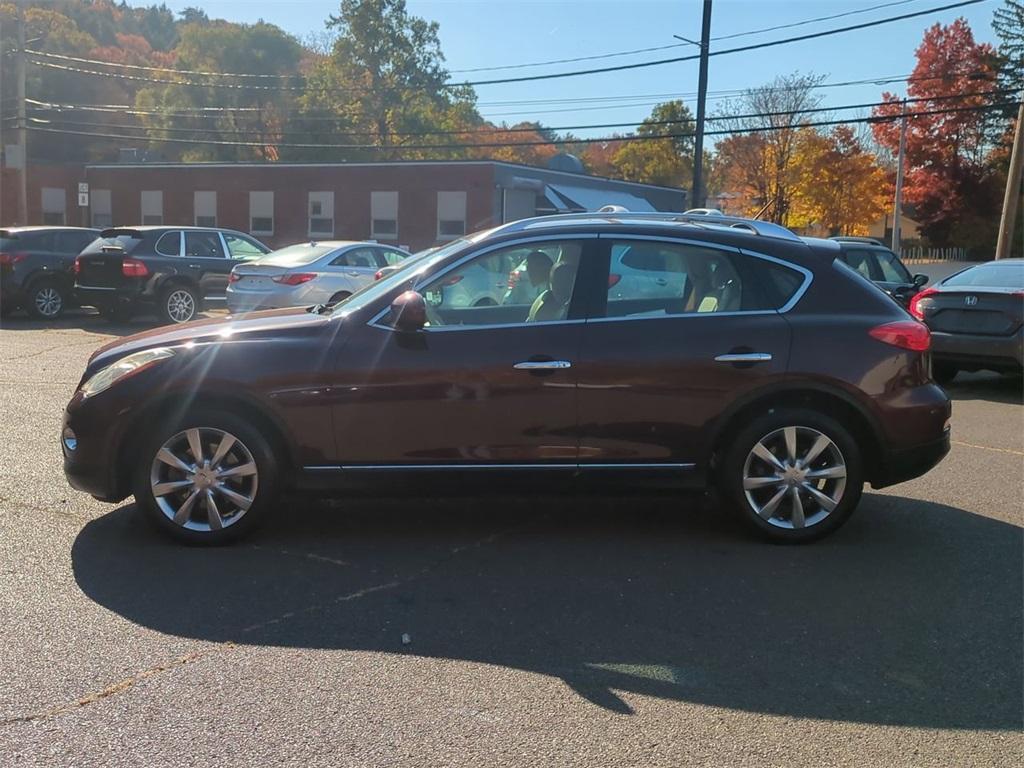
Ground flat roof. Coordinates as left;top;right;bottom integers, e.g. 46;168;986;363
83;159;684;194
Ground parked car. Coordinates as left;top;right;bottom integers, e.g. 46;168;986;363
227;241;409;313
0;226;100;319
74;227;270;325
909;259;1023;383
828;237;928;307
62;211;950;545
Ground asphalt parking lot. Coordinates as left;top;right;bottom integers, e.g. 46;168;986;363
1;309;1021;767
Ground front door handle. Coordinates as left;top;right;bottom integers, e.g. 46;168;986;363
188;263;202;269
714;352;772;363
514;360;572;370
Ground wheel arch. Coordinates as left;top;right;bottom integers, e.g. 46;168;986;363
707;381;885;483
113;388;299;499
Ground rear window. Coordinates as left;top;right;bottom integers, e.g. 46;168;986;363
260;244;338;267
943;263;1024;289
82;234;141;254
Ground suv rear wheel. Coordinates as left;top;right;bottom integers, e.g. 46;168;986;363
26;278;67;319
719;408;863;543
133;409;279;544
161;284;199;324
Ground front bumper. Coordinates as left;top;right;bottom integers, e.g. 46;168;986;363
872;427;951;489
62;392;131;502
931;328;1023;371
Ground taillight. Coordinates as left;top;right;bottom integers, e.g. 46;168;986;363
228;272;241;283
0;252;27;266
869;320;931;352
73;256;81;274
507;270;521;290
608;273;622;288
440;274;464;287
374;269;384;281
272;272;316;286
122;258;149;278
908;286;937;321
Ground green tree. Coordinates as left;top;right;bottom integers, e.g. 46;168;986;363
611;100;695;187
295;0;477;161
992;1;1023;98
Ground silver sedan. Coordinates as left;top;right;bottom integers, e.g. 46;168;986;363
226;241;409;313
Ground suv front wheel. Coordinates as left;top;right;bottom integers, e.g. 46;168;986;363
719;408;863;543
133;410;279;544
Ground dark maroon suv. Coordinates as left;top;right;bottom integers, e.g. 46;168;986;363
62;212;951;544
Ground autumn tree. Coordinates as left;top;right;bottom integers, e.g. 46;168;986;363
611;100;695;187
788;126;891;235
870;19;1003;248
713;73;824;223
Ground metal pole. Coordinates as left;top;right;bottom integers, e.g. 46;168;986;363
15;0;28;225
691;0;712;210
891;99;907;253
995;98;1023;260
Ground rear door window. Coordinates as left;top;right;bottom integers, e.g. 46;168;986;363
155;231;182;257
185;231;226;258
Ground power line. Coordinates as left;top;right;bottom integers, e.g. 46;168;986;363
21;102;1015;152
11;90;1010;139
24;0;987;92
712;0;922;41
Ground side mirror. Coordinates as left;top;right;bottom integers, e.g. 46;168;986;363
389;290;427;332
913;274;929;288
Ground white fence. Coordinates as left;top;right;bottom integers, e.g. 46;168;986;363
900;246;970;263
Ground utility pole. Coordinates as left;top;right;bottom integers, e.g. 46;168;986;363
994;98;1023;260
15;0;28;225
891;99;907;254
691;0;712;210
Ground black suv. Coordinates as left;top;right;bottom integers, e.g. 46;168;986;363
827;237;928;307
75;227;270;324
1;226;100;319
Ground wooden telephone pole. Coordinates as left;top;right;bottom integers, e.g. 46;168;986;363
994;98;1023;260
15;0;28;225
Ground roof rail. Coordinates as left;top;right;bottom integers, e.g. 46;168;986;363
497;210;802;242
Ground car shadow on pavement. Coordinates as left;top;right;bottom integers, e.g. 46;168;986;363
943;371;1023;406
0;309;226;336
71;492;1022;729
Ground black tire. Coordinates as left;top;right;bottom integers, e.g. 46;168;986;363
718;407;864;544
160;283;200;324
932;361;958;385
327;290;352;305
132;409;280;545
97;301;134;323
25;278;67;320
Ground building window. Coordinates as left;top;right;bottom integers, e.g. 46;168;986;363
437;191;466;240
91;189;112;228
41;187;66;225
141;190;163;225
371;191;398;240
249;191;274;235
308;191;334;237
194;190;217;227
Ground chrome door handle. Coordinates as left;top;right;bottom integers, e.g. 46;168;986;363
514;360;572;370
188;263;202;268
714;352;772;363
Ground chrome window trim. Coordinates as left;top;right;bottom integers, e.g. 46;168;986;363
596;232;813;316
367;233;598;333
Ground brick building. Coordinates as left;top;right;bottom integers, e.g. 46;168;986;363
1;160;685;252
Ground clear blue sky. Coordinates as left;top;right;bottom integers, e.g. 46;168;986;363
135;0;1001;138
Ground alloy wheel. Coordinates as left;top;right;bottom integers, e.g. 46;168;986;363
742;426;847;530
34;286;63;317
166;290;196;323
149;427;258;532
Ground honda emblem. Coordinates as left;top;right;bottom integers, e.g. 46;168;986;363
964;295;978;306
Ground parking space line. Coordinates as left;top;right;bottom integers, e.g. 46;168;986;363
951;439;1024;457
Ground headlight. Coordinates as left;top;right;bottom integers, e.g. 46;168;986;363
81;347;175;398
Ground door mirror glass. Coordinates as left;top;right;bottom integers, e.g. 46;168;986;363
913;273;929;288
390;290;427;332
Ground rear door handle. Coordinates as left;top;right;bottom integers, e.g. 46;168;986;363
188;263;202;269
514;360;572;370
714;352;773;363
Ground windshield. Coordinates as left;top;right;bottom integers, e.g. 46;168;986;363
330;235;480;316
944;263;1024;289
259;243;340;267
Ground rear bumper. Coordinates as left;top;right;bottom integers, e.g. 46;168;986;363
872;427;951;489
931;329;1023;371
